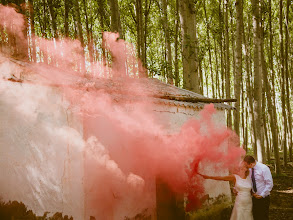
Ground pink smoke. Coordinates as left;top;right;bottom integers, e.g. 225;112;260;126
0;5;25;39
0;4;245;218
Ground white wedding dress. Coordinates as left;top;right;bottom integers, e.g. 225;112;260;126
230;174;253;220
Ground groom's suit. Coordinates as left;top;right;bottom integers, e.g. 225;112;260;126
250;162;273;220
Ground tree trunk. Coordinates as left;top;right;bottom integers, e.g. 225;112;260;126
174;0;179;87
267;0;281;173
28;0;37;62
214;38;220;98
179;0;200;93
73;0;86;72
98;0;106;66
161;0;173;84
83;0;94;63
268;0;279;151
199;59;204;94
143;0;152;75
219;0;225;99
285;0;292;162
262;81;270;163
136;0;146;77
224;0;231;128
136;0;142;60
204;60;209;97
108;0;123;38
259;0;267;163
73;0;84;47
64;0;69;37
279;0;287;166
47;0;58;39
264;63;281;173
204;0;214;97
243;11;256;157
252;0;264;162
234;0;243;136
42;0;48;63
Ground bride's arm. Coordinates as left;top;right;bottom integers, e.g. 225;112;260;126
199;174;236;182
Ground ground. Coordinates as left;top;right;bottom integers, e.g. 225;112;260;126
270;163;293;220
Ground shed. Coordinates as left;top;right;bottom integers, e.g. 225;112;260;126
0;54;234;219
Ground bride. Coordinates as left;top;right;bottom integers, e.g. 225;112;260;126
200;163;253;220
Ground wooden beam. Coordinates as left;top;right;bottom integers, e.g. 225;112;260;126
153;95;237;103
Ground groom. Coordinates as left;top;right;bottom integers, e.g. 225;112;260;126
243;155;273;220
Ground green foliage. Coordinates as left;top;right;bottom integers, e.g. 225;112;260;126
124;208;151;220
187;194;232;220
0;200;73;220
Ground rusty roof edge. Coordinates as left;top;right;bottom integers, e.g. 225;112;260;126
148;78;235;108
151;98;235;111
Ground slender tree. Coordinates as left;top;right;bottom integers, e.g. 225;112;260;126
108;0;123;38
28;0;36;62
234;0;243;136
285;0;292;162
174;0;180;87
136;0;145;76
268;0;280;167
279;0;288;166
47;0;58;39
64;0;69;37
224;0;232;128
219;0;225;99
262;54;280;173
83;0;94;63
73;0;84;47
161;0;173;84
252;0;264;162
73;0;86;72
179;0;200;93
97;0;107;65
204;0;214;97
143;0;152;73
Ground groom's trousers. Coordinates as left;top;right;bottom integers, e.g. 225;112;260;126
252;196;270;220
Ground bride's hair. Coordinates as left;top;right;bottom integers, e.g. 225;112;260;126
239;161;249;177
244;169;249;177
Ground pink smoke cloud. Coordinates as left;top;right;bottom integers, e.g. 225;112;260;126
0;5;25;39
0;4;245;218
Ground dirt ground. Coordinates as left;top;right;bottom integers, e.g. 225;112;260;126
270;163;293;220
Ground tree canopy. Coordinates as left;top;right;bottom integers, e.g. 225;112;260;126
0;0;293;174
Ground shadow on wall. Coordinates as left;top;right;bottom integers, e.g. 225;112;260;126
0;200;73;220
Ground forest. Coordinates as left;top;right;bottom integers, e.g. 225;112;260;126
0;0;292;177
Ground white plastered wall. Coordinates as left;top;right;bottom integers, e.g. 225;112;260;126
0;80;85;219
152;103;232;201
0;58;231;220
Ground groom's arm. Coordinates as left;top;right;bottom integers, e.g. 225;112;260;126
259;166;273;198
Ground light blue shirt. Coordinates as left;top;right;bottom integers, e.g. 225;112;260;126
249;162;273;198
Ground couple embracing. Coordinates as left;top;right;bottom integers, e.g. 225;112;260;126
201;155;273;220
